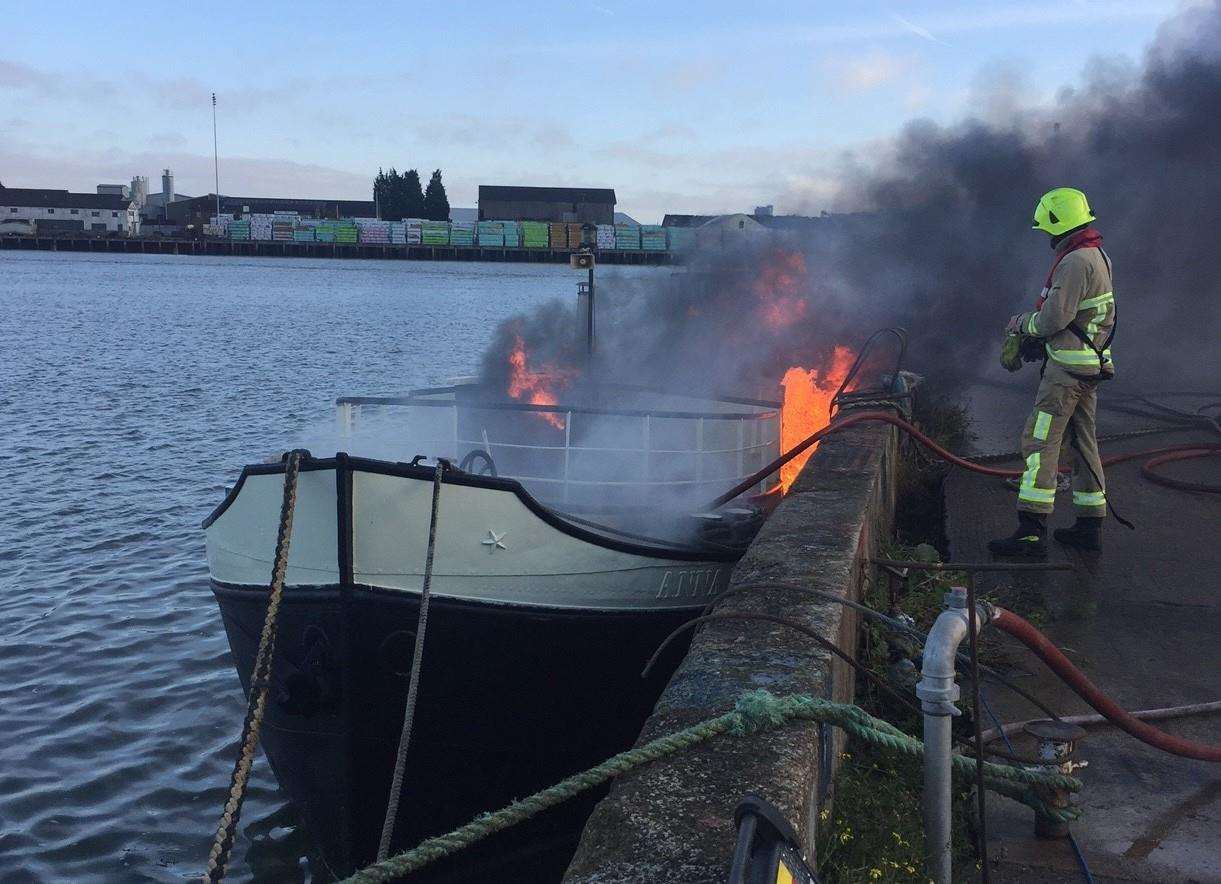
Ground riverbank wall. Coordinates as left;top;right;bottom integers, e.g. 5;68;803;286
0;235;676;265
563;405;901;882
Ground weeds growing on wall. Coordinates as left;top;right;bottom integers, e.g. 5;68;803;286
817;400;981;882
893;395;973;555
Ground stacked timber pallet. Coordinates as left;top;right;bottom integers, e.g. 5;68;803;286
272;211;299;242
596;224;615;249
228;219;251;240
477;220;505;247
293;227;315;242
314;223;336;243
548;223;568;249
357;219;391;244
248;214;274;240
421;221;449;245
567;223;585;249
614;223;641;250
450;221;475;246
521;221;549;248
641;225;666;251
405;219;423;245
667;227;695;252
335;220;359;244
390;222;407;244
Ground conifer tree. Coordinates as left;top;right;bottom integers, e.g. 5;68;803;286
422;169;450;221
372;168;388;218
403;169;426;219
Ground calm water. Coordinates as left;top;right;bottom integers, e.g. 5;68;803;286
0;251;661;882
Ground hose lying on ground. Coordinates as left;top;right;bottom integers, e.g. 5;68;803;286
708;410;1221;509
990;607;1221;763
979;700;1221;746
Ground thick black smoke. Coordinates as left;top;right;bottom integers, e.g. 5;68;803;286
482;2;1221;399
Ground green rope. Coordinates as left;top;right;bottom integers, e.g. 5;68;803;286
340;690;1082;883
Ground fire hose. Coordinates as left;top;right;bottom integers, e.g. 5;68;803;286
708;409;1221;509
987;607;1221;763
706;411;1221;763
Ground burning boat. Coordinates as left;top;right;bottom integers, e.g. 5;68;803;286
204;379;789;877
202;246;869;877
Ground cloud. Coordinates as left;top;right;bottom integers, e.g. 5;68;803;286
0;58;118;101
0;138;371;201
147;132;189;149
410;114;576;150
830;49;921;93
0;58;301;114
670;58;723;92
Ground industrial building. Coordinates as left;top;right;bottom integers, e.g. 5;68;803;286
0;187;139;234
167;194;377;229
139;170;192;224
478;186;615;224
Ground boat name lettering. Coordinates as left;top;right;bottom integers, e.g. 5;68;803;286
656;568;721;600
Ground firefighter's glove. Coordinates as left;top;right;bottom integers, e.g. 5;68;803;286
1000;333;1023;373
1019;335;1046;363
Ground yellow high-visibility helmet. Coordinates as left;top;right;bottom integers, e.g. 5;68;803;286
1032;187;1095;236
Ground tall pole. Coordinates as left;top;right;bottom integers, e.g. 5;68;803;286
587;262;595;357
212;93;221;224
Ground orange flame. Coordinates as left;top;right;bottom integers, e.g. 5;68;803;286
779;346;855;493
507;333;575;429
752;250;809;330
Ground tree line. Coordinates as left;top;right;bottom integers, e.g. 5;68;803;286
373;168;450;221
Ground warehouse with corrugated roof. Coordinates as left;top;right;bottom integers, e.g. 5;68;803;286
478;186;615;224
0;187;139;234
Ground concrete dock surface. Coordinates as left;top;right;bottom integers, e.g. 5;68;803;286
946;379;1220;883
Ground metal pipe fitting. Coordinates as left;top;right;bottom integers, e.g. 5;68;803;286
916;588;991;884
1024;719;1087;839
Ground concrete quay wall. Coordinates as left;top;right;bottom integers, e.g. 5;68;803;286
0;235;675;265
564;410;900;883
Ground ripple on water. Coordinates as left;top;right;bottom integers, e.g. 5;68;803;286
0;252;663;881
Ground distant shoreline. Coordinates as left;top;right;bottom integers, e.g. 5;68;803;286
0;235;677;265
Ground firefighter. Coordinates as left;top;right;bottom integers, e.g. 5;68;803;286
989;187;1116;557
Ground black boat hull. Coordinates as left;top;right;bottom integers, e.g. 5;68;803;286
212;581;696;881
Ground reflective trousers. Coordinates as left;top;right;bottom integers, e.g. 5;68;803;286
1017;369;1107;518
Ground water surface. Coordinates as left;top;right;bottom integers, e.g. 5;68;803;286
0;251;659;881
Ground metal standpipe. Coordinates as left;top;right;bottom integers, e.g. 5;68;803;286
915;586;988;884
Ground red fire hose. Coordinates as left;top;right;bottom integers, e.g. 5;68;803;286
708;411;1221;762
709;410;1220;508
990;607;1221;762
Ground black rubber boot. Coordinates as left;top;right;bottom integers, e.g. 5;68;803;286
1054;517;1103;551
988;513;1048;559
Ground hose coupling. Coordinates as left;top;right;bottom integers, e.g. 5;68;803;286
916;676;962;716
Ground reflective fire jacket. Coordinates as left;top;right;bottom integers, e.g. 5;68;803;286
1017;245;1115;378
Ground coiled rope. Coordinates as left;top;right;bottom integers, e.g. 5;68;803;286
376;460;445;860
204;449;304;882
338;690;1082;884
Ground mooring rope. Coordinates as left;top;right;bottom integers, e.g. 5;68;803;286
338;689;1082;884
376;460;445;861
204;450;304;882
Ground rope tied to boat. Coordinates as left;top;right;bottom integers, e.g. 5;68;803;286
204;449;305;883
339;689;1082;884
376;459;445;860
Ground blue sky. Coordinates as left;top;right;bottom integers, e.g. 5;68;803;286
1;1;1181;221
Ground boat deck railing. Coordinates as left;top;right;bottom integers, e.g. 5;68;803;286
335;394;781;505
